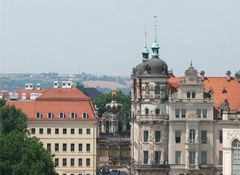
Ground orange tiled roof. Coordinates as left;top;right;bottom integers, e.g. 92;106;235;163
36;87;89;100
7;87;96;121
168;77;240;111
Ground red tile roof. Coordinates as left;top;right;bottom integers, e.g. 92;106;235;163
7;87;96;121
168;77;240;111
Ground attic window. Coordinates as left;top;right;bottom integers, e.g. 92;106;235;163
48;112;52;119
82;112;88;119
222;87;227;93
59;112;65;119
71;112;76;119
36;112;41;119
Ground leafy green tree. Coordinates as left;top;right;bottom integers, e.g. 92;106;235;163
0;105;56;175
0;99;6;107
93;90;131;119
0;132;56;175
0;105;27;134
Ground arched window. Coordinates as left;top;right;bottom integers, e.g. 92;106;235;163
145;108;149;115
189;129;195;143
155;85;160;94
232;139;240;175
105;121;110;134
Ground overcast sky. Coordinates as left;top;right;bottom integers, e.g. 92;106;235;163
1;0;240;76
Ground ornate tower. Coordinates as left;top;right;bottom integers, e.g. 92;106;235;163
131;17;170;175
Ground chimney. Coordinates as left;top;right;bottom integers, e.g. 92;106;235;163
66;81;73;88
53;81;59;88
25;83;33;90
235;71;240;83
62;81;67;88
200;70;205;80
226;70;231;81
36;83;41;90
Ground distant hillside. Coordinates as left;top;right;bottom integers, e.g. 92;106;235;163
0;73;130;94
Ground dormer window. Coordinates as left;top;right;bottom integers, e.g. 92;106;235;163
59;112;65;119
48;112;52;119
36;112;41;119
82;112;88;119
187;91;196;99
70;112;76;119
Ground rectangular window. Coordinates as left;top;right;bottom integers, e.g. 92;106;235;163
63;128;67;134
47;128;51;134
155;131;161;142
192;92;196;98
187;92;191;98
48;112;52;119
219;151;223;165
86;158;90;167
202;109;207;118
59;112;64;119
189;151;196;164
71;128;75;134
86;128;91;135
39;128;43;134
201;151;207;164
71;143;75;152
36;112;41;119
47;143;51;152
62;158;67;166
181;109;186;118
143;131;148;142
31;128;35;134
175;130;181;143
201;130;207;144
197;109;202;118
82;112;88;119
71;112;76;119
154;151;161;164
175;151;181;164
143;151;148;164
86;144;91;152
175;108;180;118
79;128;83;134
78;143;83;152
55;143;59;152
55;158;59;167
55;128;59;134
78;158;82;166
70;158;74;166
219;130;223;143
63;143;67;152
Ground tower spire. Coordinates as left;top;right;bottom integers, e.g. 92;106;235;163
154;16;157;42
151;16;160;58
142;25;149;61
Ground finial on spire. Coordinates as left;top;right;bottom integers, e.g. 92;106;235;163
190;60;193;67
144;25;147;48
154;16;157;42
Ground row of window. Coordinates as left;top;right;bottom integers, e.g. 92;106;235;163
31;128;91;135
143;130;161;142
35;112;88;119
55;158;91;167
143;130;223;144
175;108;208;118
47;143;91;152
143;150;223;165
